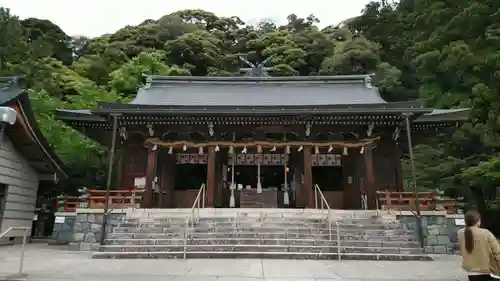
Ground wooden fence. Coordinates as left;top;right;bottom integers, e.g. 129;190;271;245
57;189;143;212
376;191;459;214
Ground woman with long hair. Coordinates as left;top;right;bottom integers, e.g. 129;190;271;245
459;211;500;280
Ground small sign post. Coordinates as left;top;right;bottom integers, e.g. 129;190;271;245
134;177;146;189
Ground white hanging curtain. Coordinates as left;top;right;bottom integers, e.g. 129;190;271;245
257;145;262;194
283;134;289;206
229;132;236;208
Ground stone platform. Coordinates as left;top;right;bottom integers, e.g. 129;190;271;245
51;208;463;256
93;208;430;260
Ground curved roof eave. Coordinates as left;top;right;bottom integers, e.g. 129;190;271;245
415;108;470;123
55;108;107;122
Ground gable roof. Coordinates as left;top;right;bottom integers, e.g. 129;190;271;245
130;75;387;106
0;76;67;181
53;74;469;127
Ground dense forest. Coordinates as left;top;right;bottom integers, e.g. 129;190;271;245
0;1;499;211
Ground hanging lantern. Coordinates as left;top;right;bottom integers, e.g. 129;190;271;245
257;145;262;153
242;146;247;154
215;145;220;152
168;146;173;154
315;146;319;154
328;145;333;153
298;145;303;152
182;144;187;151
343;146;348;155
285;145;291;154
360;146;365;154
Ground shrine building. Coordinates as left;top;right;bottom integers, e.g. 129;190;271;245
55;73;468;210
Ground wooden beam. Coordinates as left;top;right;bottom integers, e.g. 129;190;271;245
39;173;57;182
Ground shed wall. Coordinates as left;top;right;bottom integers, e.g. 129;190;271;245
0;137;39;237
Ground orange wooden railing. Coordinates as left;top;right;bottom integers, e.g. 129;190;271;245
88;189;143;209
376;191;459;214
437;198;460;214
56;196;88;212
56;189;143;211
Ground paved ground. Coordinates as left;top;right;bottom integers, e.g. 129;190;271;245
0;244;468;281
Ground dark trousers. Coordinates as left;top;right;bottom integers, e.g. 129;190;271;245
469;275;497;281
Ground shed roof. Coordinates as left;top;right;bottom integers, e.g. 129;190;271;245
0;77;67;180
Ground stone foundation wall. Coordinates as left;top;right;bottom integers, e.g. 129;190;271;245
397;212;464;254
51;209;127;251
50;212;76;245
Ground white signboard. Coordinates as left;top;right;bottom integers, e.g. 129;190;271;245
54;216;65;224
455;218;465;226
134;177;146;189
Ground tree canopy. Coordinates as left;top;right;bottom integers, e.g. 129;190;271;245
0;4;498;210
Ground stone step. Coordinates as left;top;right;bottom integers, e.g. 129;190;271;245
92;251;432;261
112;226;414;236
128;208;374;215
98;244;423;255
124;215;391;223
109;231;416;241
197;225;408;234
126;213;384;221
122;220;404;230
104;238;421;248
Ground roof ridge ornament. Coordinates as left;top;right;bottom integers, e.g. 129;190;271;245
364;75;373;89
144;75;153;89
239;56;273;77
1;76;23;90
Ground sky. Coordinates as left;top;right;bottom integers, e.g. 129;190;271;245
1;0;371;37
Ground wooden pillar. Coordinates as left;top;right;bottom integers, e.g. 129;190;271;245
167;154;176;208
363;145;377;209
143;147;158;208
303;147;313;208
206;146;216;207
342;149;361;209
159;152;176;208
115;149;124;189
394;146;404;192
214;149;226;207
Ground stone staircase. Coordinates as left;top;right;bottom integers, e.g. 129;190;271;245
92;208;432;260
